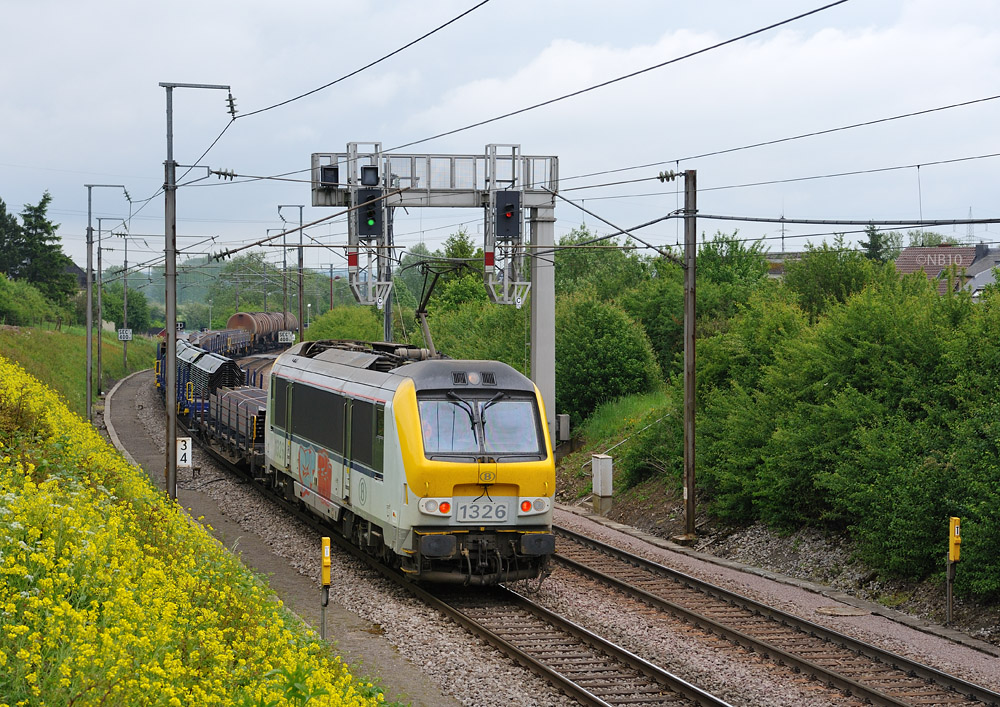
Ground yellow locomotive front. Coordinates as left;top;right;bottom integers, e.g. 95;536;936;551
392;361;555;584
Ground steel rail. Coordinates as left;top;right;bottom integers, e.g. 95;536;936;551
554;524;1000;707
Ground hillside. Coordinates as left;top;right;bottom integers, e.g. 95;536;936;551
0;325;158;417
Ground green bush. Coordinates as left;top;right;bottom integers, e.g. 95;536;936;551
305;305;383;342
424;298;530;371
555;291;662;425
0;277;60;326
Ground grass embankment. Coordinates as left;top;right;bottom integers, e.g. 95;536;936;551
557;390;676;500
0;325;158;418
0;352;387;706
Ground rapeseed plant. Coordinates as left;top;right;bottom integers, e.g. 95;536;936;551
0;356;384;706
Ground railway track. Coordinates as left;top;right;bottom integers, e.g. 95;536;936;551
184;429;733;705
424;585;734;707
553;525;1000;707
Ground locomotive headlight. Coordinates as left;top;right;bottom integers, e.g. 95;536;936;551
518;497;550;516
419;498;453;516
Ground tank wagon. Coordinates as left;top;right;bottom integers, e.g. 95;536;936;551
263;340;556;584
227;311;298;350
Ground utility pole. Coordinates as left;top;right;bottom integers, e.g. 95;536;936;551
160;81;231;502
84;184;126;423
116;232;131;370
267;228;287;330
95;217;117;397
278;205;304;341
682;170;698;541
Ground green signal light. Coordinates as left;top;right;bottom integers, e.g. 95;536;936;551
367;216;376;227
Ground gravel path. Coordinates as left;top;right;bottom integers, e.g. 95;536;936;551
107;376;1000;706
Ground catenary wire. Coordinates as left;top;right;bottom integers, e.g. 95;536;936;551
235;1;492;120
385;0;850;152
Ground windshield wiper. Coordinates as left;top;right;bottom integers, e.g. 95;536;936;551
479;392;507;424
446;391;476;431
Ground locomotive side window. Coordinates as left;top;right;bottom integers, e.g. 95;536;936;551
482;400;542;454
290;384;345;454
272;375;287;431
350;400;374;467
328;393;345;455
373;404;385;472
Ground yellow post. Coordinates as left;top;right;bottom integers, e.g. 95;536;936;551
321;537;331;640
946;517;960;625
322;536;331;586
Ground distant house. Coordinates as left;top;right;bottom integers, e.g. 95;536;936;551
894;244;988;295
66;261;87;290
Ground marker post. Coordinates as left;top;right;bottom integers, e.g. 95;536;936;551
321;537;331;640
946;517;961;625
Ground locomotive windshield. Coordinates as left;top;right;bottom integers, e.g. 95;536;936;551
418;395;542;458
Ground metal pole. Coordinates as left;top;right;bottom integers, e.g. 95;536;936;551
85;188;94;422
329;264;333;311
278;205;305;340
298;209;304;341
683;170;698;539
83;184;126;422
529;204;556;447
283;231;288;329
123;237;128;370
163;84;178;500
383;204;394;341
946;558;954;625
158;80;230;501
96;218;111;396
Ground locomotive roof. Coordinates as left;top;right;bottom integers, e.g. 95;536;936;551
273;340;536;396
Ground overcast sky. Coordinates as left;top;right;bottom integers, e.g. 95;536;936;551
3;0;999;280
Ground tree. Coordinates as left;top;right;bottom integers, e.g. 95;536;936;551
100;281;152;333
397;242;432;304
0;198;25;276
306;304;382;342
858;225;903;263
783;235;878;323
0;193;76;305
554;226;651;302
907;229;959;247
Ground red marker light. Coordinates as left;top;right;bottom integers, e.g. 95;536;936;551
520;500;532;512
438;501;451;514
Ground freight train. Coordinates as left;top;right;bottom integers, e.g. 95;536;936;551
154;311;298;415
156;322;556;585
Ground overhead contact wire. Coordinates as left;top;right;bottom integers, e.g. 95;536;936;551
387;0;851;152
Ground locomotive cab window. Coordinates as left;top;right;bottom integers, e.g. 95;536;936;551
481;399;542;455
418;394;544;461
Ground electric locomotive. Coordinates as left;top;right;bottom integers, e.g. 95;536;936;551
265;339;556;585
